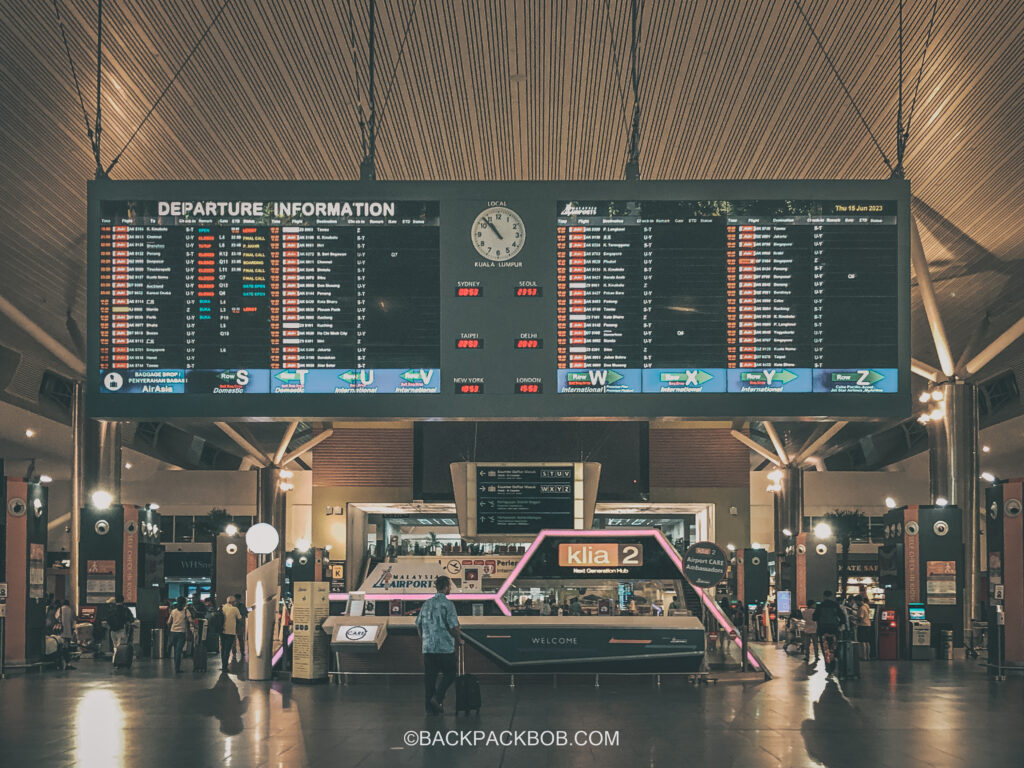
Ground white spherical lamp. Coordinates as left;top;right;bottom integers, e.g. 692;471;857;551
246;523;280;554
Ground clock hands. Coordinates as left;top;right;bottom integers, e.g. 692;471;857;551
483;217;504;240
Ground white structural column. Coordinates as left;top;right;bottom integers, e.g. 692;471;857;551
910;216;956;377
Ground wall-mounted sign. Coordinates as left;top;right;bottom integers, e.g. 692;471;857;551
85;560;117;604
682;542;729;589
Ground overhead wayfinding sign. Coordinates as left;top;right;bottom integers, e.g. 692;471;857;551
88;179;910;418
474;464;576;534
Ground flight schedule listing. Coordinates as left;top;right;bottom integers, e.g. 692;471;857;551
555;200;899;395
97;200;440;395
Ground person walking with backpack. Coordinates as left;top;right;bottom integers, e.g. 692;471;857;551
415;575;463;714
813;590;848;676
107;594;133;660
167;597;190;673
219;597;242;673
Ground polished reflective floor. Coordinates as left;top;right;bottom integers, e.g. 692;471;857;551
1;646;1022;767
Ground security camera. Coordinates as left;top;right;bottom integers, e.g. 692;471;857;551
933;520;949;536
905;521;919;536
1006;499;1022;518
95;519;110;535
815;543;828;556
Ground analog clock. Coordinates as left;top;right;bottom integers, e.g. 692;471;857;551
471;206;525;261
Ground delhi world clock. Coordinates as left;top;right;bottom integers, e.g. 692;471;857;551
471;205;525;261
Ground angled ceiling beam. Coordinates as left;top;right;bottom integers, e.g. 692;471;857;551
214;422;267;468
281;429;335;467
911;215;955;377
272;420;300;466
0;294;86;376
964;316;1024;376
730;429;781;467
794;421;847;466
762;422;789;464
911;358;941;382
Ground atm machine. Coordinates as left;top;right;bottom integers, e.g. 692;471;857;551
909;603;933;660
877;608;900;660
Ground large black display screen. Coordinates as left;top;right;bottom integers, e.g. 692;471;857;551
88;180;910;418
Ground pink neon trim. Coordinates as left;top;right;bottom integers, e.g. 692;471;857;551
271;631;295;666
648;529;762;671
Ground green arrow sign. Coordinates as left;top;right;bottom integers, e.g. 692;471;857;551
740;369;797;385
831;370;885;385
661;370;714;386
339;370;358;383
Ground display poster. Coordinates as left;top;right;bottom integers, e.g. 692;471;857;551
926;560;957;605
291;582;330;681
29;542;45;599
86;559;117;604
329;562;346;594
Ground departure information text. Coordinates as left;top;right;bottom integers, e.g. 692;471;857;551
97;200;440;395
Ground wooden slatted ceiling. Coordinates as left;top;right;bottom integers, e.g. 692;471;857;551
311;426;413;487
650;428;750;488
1;0;1023;378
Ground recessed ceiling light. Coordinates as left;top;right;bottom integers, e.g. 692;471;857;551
982;445;990;453
124;462;132;469
25;428;35;438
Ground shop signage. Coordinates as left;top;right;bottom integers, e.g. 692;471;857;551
365;562;443;593
557;542;642;574
164;552;213;579
682;542;729;589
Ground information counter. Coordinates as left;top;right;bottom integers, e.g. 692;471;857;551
325;614;706;674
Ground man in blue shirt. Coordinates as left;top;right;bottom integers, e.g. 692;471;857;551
415;575;463;714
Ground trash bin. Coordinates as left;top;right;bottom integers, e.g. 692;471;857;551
151;628;167;658
940;629;953;659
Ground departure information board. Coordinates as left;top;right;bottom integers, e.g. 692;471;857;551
554;200;898;394
89;180;910;418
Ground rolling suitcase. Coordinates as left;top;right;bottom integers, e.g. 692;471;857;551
837;637;860;679
454;645;481;715
113;642;134;669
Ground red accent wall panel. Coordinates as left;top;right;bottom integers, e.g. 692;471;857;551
650;429;750;487
905;506;920;604
123;505;139;603
312;428;413;487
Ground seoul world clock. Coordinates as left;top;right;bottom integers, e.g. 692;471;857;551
471;206;525;261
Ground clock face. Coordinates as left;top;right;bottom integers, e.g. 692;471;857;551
471;206;525;261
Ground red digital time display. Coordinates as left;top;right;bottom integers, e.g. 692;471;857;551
456;338;483;349
456;286;482;297
456;383;484;394
514;338;543;349
515;382;543;394
515;286;542;297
